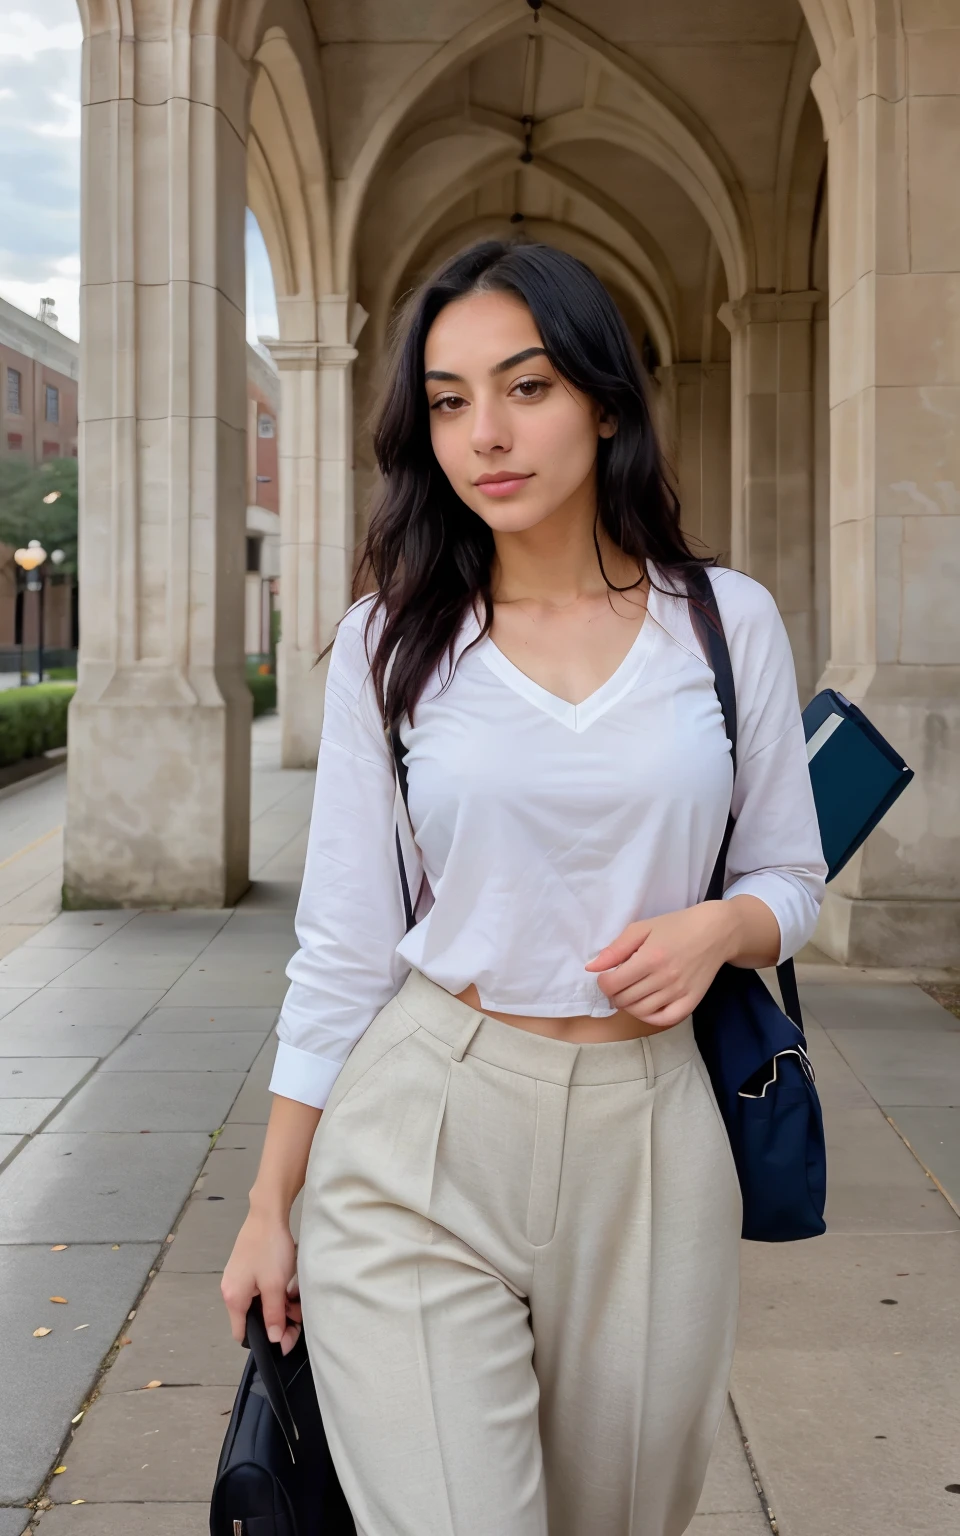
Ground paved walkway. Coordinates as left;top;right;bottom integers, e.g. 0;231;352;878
0;716;958;1534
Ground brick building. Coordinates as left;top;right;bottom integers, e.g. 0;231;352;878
0;294;280;675
0;296;79;672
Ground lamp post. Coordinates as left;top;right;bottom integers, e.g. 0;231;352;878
12;542;65;684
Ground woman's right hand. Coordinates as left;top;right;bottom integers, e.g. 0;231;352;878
221;1209;302;1356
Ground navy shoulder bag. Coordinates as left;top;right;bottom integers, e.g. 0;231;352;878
687;565;827;1243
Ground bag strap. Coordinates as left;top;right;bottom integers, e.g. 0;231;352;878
686;564;803;1030
242;1296;299;1463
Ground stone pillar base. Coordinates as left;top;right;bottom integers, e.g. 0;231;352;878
816;892;960;970
810;663;960;969
278;645;330;769
63;688;251;909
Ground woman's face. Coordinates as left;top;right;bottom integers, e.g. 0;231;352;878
423;289;615;534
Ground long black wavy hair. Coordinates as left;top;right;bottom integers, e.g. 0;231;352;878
358;239;708;725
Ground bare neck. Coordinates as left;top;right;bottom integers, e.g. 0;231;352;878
491;487;642;610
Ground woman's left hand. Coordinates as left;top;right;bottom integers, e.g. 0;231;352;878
585;902;740;1029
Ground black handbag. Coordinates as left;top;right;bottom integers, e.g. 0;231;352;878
686;565;827;1241
210;1297;353;1536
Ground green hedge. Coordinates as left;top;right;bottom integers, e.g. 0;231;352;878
247;673;277;717
0;672;278;769
0;684;76;768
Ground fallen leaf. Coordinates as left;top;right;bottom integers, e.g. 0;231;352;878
143;1380;162;1390
71;1412;84;1423
71;1499;86;1504
119;1336;132;1346
51;1244;67;1252
111;1244;120;1251
50;1296;68;1304
74;1325;89;1332
33;1327;52;1337
894;1351;902;1356
165;1234;174;1243
53;1466;67;1475
127;1310;136;1321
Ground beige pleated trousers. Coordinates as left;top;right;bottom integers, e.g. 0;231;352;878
299;971;742;1536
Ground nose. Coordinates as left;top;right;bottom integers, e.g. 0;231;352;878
470;390;511;456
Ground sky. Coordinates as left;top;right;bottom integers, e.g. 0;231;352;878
0;1;278;345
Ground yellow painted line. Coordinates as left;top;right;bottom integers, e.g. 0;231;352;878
0;825;62;873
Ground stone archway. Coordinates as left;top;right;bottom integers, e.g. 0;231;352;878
69;0;960;964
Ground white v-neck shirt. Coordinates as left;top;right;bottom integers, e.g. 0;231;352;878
270;564;827;1110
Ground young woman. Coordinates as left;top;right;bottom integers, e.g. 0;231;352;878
222;240;826;1536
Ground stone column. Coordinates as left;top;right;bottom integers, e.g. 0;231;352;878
811;12;960;965
64;15;252;907
658;362;732;560
720;292;820;699
268;297;366;769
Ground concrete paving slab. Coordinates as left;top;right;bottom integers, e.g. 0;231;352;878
733;1232;960;1536
0;1099;59;1133
802;1020;877;1111
0;1512;30;1536
45;953;202;990
886;1106;960;1207
161;969;289;1008
0;1132;211;1243
221;910;296;935
695;1401;764;1516
46;1072;245;1134
0;949;88;988
24;912;138;950
50;1386;235;1504
137;1005;279;1033
822;1105;957;1233
689;1517;771;1533
234;880;299;913
110;912;232;939
223;1036;276;1124
829;1029;960;1107
193;1140;266;1201
0;988;165;1032
102;1031;267;1074
0;990;37;1022
161;1191;251;1274
102;1271;245;1393
41;1505;209;1535
0;1057;97;1098
800;982;957;1032
0;1025;130;1058
0;1242;158;1503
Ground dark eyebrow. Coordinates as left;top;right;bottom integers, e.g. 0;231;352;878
424;347;550;385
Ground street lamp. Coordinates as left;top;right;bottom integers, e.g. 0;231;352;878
12;541;65;684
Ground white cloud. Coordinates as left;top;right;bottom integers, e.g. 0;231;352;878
0;10;82;60
31;87;80;138
246;209;279;345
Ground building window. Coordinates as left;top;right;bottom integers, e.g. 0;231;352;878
7;432;22;450
45;384;59;423
6;368;21;415
42;440;59;459
257;414;275;438
246;536;262;573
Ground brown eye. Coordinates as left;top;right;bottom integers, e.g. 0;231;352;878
430;393;466;413
512;378;549;400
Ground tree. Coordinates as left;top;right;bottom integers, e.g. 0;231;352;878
0;457;78;575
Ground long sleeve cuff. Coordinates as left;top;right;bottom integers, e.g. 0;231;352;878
722;874;809;966
268;1040;345;1110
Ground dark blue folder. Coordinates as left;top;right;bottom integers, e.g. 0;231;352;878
801;689;914;883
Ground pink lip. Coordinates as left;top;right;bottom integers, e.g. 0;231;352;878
474;473;533;497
